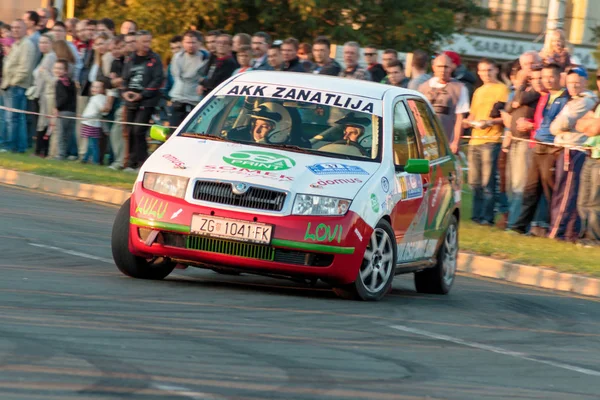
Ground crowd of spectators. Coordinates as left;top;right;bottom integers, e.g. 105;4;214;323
0;11;598;246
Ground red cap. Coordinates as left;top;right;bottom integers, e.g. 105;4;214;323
443;51;461;67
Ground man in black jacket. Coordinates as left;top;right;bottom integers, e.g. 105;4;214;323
281;38;305;73
121;30;164;170
198;33;237;96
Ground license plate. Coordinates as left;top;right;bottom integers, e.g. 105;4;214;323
190;215;273;245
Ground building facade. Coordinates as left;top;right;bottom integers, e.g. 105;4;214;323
1;0;42;23
444;0;599;69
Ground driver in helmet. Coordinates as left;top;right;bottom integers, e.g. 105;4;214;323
336;113;370;144
249;103;292;144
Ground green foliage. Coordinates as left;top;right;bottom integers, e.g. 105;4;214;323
78;0;490;61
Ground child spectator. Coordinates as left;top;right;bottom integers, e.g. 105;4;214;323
53;59;76;160
233;45;252;75
81;81;107;164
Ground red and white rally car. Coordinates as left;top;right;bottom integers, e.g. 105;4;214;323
111;71;462;301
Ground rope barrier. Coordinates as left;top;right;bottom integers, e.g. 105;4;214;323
460;135;593;152
0;105;176;129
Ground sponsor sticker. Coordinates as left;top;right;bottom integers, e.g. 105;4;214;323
170;208;183;220
370;194;379;213
304;222;343;243
223;151;296;171
307;163;369;176
136;196;168;219
381;177;389;193
162;154;187;169
218;84;382;116
203;165;294;181
405;174;424;200
312;178;362;186
397;239;437;262
354;228;363;242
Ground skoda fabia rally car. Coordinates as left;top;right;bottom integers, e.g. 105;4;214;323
111;71;462;301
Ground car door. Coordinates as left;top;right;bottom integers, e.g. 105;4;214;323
406;98;457;245
390;99;430;264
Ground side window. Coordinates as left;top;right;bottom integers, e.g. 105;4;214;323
393;101;420;166
426;106;449;157
407;99;440;161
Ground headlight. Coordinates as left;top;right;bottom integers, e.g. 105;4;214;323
292;194;351;216
143;173;189;199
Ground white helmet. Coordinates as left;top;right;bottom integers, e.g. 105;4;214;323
249;102;292;144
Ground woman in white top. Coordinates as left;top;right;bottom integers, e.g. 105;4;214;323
33;33;57;157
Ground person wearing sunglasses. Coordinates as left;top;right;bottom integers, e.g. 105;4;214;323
363;45;385;83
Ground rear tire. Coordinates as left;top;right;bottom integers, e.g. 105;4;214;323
333;219;396;301
111;198;175;280
414;215;458;294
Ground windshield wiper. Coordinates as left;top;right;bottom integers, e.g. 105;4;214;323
179;132;228;141
261;143;314;154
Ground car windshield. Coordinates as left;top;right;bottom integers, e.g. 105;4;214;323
178;82;382;161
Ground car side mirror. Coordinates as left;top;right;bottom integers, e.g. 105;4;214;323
404;159;430;174
150;125;170;143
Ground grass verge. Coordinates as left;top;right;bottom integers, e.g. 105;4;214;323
0;151;135;190
1;152;598;276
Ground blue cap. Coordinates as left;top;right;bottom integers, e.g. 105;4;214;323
567;66;588;79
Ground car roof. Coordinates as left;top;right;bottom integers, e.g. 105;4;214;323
230;70;425;101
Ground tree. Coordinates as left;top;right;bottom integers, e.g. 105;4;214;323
79;0;489;60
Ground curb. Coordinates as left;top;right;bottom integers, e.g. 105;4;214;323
0;168;130;206
1;167;599;299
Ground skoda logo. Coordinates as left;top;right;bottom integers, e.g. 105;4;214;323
232;182;250;195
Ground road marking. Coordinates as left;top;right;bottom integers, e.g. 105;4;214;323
151;383;224;400
389;324;600;377
29;243;113;264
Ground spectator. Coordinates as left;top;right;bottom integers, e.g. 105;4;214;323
50;22;82;82
76;19;96;160
90;32;114;164
380;49;398;83
444;50;476;101
407;50;431;91
97;18;115;36
548;67;598;241
163;35;183;100
48;40;76;158
198;33;237;95
65;18;78;40
36;8;49;34
207;30;223;55
250;32;271;70
339;41;371;80
463;58;509;226
86;19;98;40
310;36;341;76
124;32;137;55
108;35;127;170
281;37;305;72
385;60;409;88
511;63;569;236
46;7;58;30
540;29;570;70
575;72;600;245
267;46;283;71
232;32;251;58
1;19;36;154
418;53;469;153
169;30;208;127
23;11;40;51
81;81;107;164
54;58;77;160
297;42;313;72
121;30;164;171
383;60;408;88
363;45;386;83
503;62;542;230
233;45;252;75
120;19;137;35
32;33;56;157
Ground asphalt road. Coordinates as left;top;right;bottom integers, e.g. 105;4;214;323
1;183;600;400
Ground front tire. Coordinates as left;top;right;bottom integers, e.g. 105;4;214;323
414;215;458;294
111;198;175;280
333;219;396;301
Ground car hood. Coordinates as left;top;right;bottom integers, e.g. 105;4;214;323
144;138;381;199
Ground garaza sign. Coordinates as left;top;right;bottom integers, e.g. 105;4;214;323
222;151;296;171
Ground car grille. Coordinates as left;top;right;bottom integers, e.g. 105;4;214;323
156;232;334;267
187;235;275;261
192;180;286;211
